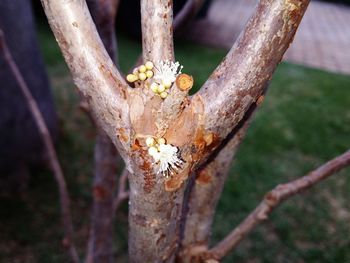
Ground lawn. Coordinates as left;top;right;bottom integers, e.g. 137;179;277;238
0;24;349;263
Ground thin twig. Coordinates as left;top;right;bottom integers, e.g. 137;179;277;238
113;168;129;213
0;30;80;263
204;149;350;260
173;0;205;30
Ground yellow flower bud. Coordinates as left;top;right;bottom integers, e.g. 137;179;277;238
138;72;147;81
133;68;139;75
163;79;172;89
160;91;168;99
146;70;153;78
145;61;154;70
148;146;158;156
150;82;158;93
158;84;165;93
157;138;166;145
139;65;147;73
126;74;138;82
146;137;155;147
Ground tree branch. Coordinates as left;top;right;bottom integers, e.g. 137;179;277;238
173;0;205;31
195;0;310;139
88;133;117;263
87;0;120;64
179;94;265;259
204;149;350;260
40;0;132;168
180;120;252;260
131;0;205;69
141;0;174;62
0;30;80;263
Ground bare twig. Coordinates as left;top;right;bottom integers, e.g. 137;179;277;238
113;169;129;213
88;132;117;263
0;30;80;263
173;0;205;30
204;149;350;260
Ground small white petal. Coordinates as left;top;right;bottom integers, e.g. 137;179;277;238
154;60;183;86
149;143;183;177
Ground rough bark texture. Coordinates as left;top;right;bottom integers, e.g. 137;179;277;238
205;149;350;260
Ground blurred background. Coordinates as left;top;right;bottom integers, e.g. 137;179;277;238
0;0;349;262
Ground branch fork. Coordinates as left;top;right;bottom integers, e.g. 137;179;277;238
40;0;311;261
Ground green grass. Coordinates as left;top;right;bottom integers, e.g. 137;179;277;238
0;25;350;263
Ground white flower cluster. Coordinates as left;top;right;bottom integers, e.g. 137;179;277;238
146;137;183;177
153;60;183;85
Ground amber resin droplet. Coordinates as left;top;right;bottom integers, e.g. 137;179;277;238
176;74;194;91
